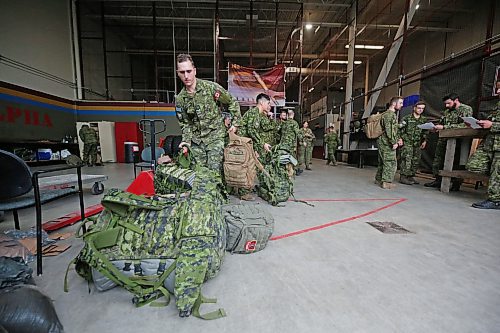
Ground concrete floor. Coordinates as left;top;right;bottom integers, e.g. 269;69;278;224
2;161;500;333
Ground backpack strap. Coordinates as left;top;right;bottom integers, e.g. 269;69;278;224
192;293;226;320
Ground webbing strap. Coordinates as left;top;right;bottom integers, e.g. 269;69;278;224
117;220;144;234
192;294;226;320
63;258;77;292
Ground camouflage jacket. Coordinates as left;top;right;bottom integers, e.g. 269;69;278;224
324;131;340;147
238;106;275;152
488;102;500;151
378;110;399;146
175;79;241;145
439;103;473;129
399;113;427;145
300;127;316;145
278;119;302;154
79;126;98;144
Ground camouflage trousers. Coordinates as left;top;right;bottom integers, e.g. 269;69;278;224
190;140;224;175
400;142;422;177
467;143;500;201
175;238;210;312
375;143;397;183
82;143;98;165
297;144;313;168
326;147;337;164
431;139;447;177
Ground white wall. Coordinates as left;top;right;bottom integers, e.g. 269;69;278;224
0;0;76;99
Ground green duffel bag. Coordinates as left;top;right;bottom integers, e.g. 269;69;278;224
222;204;274;254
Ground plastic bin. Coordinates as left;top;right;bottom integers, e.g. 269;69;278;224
37;149;52;161
124;142;139;163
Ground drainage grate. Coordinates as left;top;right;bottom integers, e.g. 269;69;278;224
366;222;412;234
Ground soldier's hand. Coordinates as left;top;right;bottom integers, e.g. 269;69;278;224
397;138;403;146
434;124;444;130
264;143;271;152
303;142;307;147
228;125;237;133
477;120;493;129
158;155;172;165
392;143;399;150
420;141;427;149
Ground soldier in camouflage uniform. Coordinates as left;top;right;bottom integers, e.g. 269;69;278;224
467;101;500;209
298;121;316;171
236;93;275;200
324;123;340;166
175;54;241;175
424;93;473;189
399;101;428;185
78;124;99;166
278;110;303;176
375;96;404;189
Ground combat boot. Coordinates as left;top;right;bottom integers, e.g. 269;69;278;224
472;200;500;209
326;160;330;165
409;176;419;184
424;178;441;188
374;179;382;186
306;166;312;170
399;175;413;185
240;193;255;201
381;182;395;189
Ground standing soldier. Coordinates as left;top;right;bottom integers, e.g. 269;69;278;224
78;124;99;167
324;123;340;166
175;54;241;175
424;93;473;190
399;101;428;185
278;109;302;177
298;121;316;171
467;100;500;209
236;93;274;201
375;96;404;189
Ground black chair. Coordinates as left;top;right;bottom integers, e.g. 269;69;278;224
0;149;85;275
133;146;165;178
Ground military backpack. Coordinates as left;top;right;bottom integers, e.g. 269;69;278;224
257;148;294;206
363;113;384;139
222;204;274;254
223;132;265;190
65;166;227;320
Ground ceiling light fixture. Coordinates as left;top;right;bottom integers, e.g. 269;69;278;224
416;4;420;9
329;60;362;65
308;87;315;92
314;25;320;33
305;23;313;30
345;44;384;50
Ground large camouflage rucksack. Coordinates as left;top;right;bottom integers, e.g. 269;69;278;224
65;166;227;319
257;148;294;206
223;204;274;254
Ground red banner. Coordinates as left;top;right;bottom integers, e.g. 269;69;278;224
228;63;286;106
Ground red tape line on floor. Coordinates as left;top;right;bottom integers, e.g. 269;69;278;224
270;198;407;241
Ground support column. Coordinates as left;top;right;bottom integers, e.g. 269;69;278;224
343;1;356;150
214;0;220;82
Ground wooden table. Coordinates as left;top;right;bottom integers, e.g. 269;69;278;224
438;128;489;193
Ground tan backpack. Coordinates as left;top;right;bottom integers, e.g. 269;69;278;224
363;112;384;139
223;132;264;189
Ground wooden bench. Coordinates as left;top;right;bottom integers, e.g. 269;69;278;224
438;128;490;193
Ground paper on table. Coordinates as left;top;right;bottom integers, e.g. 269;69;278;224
417;122;436;130
461;116;482;129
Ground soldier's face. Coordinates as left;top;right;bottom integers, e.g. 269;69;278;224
414;104;425;115
444;99;456;110
280;112;287;120
395;99;404;111
177;61;197;89
261;99;272;112
303;122;308;128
